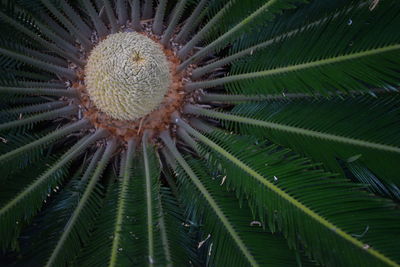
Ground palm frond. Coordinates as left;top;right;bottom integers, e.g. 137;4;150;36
177;0;235;59
44;139;116;267
191;1;367;79
0;119;89;168
345;161;400;202
0;0;399;266
13;149;100;266
0;105;77;132
160;0;187;46
116;0;128;25
0;86;77;97
152;0;168;35
173;117;400;266
161;131;314;266
142;0;153;20
103;0;118;33
75;140;137;267
174;0;209;43
179;0;306;70
56;0;92;38
184;94;400;187
39;0;92;50
0;101;66;121
129;0;141;31
81;0;108;38
0;5;82;65
0;130;107;251
186;1;400;95
0;45;76;79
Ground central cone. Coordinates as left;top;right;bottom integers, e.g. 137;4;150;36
85;32;171;121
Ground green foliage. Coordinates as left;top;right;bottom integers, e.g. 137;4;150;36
0;0;399;266
176;123;400;266
228;95;400;185
226;0;399;95
169;152;313;266
344;161;400;202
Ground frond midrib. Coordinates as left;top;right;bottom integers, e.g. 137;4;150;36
187;44;400;89
186;105;400;154
45;139;116;267
109;140;135;267
0;131;104;218
161;132;259;267
143;134;155;264
177;117;399;267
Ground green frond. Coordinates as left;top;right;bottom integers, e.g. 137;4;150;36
345;161;400;202
4;70;54;83
103;0;118;33
56;0;92;38
0;127;64;180
0;46;76;80
0;130;107;251
140;132;165;265
16;81;66;89
184;94;400;187
158;186;196;267
130;0;142;31
0;97;49;112
0;7;82;65
0;86;77;97
228;0;353;53
174;0;209;43
0;1;399;266
160;0;188;46
197;89;393;103
177;0;234;59
82;134;165;266
0;41;66;67
13;152;97;266
161;131;313;266
0;105;77;133
0;152;69;252
38;11;77;44
152;0;167;35
191;1;366;79
0;119;89;169
39;0;92;50
116;0;128;26
174;117;400;266
179;0;306;70
0;101;66;121
44;139;116;267
187;1;400;94
81;0;108;38
83;134;167;266
75;140;136;267
142;0;153;20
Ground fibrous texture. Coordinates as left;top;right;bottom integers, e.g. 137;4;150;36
85;32;171;120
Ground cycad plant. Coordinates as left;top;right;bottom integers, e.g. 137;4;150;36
0;0;399;266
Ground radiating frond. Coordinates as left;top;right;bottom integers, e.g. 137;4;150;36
173;117;400;266
184;94;400;187
186;1;400;95
161;131;314;267
0;0;399;266
44;140;116;267
0;130;107;251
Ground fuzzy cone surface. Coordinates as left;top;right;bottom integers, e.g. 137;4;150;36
85;32;170;120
